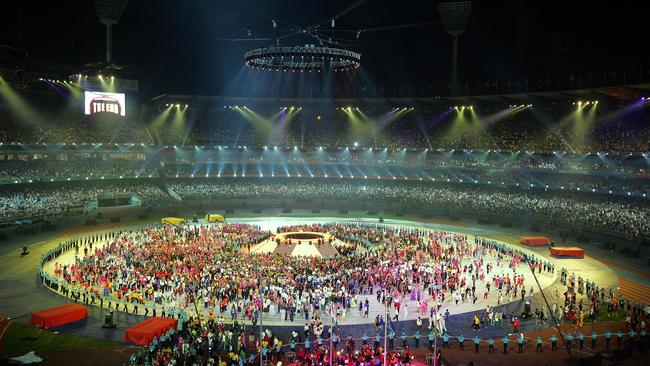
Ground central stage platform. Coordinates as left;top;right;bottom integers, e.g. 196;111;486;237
250;231;339;257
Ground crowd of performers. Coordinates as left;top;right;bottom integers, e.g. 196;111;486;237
126;313;426;366
36;221;650;365
40;222;555;329
556;267;648;337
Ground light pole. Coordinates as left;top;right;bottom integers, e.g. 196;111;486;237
330;303;335;366
433;311;438;366
259;273;264;366
438;1;472;97
383;294;388;366
93;0;129;64
529;263;574;365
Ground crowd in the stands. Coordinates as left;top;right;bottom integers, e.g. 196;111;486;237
0;183;169;220
168;180;650;237
0;160;159;182
3;152;649;198
2;102;650;153
1;178;649;237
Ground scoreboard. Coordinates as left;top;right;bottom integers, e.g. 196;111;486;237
84;91;126;116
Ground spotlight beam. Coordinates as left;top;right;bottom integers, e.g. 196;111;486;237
0;78;47;132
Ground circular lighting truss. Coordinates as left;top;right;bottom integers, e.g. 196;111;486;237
245;46;361;72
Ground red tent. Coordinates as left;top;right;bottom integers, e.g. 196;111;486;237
125;317;178;345
519;236;551;246
31;304;88;329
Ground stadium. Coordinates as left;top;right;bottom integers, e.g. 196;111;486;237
0;1;649;365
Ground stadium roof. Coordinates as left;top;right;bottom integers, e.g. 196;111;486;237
150;83;650;105
2;1;649;96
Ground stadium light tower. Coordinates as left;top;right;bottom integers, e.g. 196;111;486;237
438;0;472;97
94;0;129;64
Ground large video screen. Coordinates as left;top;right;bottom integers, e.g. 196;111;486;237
84;91;126;116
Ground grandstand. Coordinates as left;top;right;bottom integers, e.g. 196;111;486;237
1;1;649;366
2;88;650;152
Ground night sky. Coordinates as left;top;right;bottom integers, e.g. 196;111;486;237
2;0;649;96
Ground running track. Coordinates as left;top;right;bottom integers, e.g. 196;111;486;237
52;223;125;240
616;277;650;305
590;255;650;304
0;315;13;352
